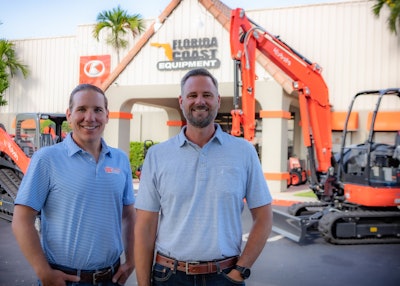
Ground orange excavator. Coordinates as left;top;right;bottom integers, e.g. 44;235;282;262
287;156;307;187
0;113;67;221
229;8;400;244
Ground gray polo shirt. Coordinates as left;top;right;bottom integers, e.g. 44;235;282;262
136;124;272;261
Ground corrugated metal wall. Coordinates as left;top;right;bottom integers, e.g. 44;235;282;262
3;36;78;114
1;0;399;123
248;0;400;110
1;19;153;121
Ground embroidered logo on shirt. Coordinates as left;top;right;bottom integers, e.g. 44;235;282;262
104;166;121;174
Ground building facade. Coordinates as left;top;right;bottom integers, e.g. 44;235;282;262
1;0;399;191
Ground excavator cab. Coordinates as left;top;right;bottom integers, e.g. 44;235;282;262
338;89;400;207
0;113;68;221
14;113;68;158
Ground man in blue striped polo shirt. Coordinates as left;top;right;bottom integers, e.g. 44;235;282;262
12;84;136;285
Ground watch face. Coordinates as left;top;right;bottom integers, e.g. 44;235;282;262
242;268;251;279
236;265;251;279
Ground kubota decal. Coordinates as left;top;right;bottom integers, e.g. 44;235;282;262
79;55;110;87
84;60;106;77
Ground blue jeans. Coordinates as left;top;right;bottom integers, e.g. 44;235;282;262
152;263;245;286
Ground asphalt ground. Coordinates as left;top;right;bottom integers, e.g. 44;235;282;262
2;203;400;286
0;183;315;286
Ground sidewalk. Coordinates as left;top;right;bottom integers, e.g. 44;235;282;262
271;184;318;206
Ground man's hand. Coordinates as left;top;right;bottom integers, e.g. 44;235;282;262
39;269;80;286
226;269;245;283
112;262;135;285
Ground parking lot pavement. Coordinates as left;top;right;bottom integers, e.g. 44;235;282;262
2;206;400;286
0;183;316;286
0;219;138;286
0;219;36;286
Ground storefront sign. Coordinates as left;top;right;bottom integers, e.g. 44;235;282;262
79;55;110;87
152;37;220;71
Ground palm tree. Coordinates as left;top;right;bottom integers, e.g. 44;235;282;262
0;39;29;106
93;6;145;62
372;0;400;34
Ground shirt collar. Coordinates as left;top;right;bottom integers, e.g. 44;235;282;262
64;132;111;157
178;124;224;147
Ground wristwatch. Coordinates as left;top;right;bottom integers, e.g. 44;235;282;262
234;265;251;279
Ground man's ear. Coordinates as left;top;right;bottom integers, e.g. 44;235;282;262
66;108;71;120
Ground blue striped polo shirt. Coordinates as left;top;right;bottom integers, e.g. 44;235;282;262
15;133;135;270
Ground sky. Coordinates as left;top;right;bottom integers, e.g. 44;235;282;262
0;0;341;40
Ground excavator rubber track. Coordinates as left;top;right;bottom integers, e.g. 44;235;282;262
0;168;22;222
318;210;400;244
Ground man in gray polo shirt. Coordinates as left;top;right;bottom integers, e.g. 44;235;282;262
134;68;273;286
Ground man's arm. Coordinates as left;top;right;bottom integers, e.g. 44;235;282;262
228;203;273;281
112;204;136;284
12;205;80;285
134;209;159;286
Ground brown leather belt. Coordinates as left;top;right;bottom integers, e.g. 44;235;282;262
50;260;120;285
155;253;238;275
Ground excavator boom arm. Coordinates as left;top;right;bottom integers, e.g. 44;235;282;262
230;8;333;174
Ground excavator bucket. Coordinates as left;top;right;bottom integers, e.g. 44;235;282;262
272;209;308;243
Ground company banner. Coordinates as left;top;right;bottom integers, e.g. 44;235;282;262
79;55;111;87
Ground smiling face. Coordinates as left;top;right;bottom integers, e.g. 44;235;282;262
179;75;220;129
66;88;109;149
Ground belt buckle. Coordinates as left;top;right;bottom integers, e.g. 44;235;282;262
92;268;112;285
185;261;200;275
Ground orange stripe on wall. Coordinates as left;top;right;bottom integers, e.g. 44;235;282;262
167;120;185;126
260;110;291;119
331;111;359;131
264;172;290;181
367;111;400;131
109;112;133;119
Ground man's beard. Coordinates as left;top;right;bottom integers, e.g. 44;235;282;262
183;105;217;128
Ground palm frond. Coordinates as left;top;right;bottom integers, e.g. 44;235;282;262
92;6;145;56
371;0;400;34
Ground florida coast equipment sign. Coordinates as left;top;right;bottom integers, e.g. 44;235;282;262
151;37;220;71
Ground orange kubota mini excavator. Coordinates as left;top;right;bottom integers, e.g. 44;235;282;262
229;8;400;244
0;113;67;221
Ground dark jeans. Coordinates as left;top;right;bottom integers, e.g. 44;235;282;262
38;279;120;286
152;263;245;286
37;261;120;286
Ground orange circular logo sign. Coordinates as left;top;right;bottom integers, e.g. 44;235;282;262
84;60;106;78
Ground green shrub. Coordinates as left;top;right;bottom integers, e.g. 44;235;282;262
40;119;54;132
40;119;71;134
129;141;156;179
